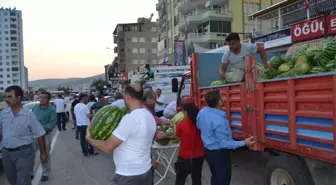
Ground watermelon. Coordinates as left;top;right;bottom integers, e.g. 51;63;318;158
171;112;185;125
89;105;129;140
269;56;284;69
263;68;279;79
156;139;171;145
293;60;310;74
310;66;326;74
292;45;308;60
306;45;323;62
314;52;330;67
323;39;336;60
325;60;336;72
278;63;293;72
165;128;174;136
210;80;227;86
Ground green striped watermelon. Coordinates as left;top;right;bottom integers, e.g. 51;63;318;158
89;105;129;140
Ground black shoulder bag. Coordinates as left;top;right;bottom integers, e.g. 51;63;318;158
174;128;198;174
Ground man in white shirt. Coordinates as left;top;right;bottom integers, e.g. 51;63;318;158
54;94;67;131
163;100;177;119
74;93;98;157
86;84;156;185
155;88;165;117
111;92;125;108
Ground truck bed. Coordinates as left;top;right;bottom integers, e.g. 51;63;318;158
193;53;336;164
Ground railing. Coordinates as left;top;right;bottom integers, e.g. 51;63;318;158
251;0;336;36
178;8;232;25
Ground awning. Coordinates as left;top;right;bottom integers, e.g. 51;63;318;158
285;38;325;56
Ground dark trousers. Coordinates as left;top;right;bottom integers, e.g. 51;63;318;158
205;148;231;185
73;117;79;138
57;112;66;130
175;156;204;185
155;110;164;118
78;125;94;154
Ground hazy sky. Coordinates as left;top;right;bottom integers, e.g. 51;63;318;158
2;0;158;80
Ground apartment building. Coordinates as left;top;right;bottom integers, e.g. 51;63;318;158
24;65;28;88
0;8;26;91
112;17;158;73
156;0;277;63
249;0;336;36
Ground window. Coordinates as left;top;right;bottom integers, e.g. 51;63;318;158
152;48;157;53
139;48;146;53
151;27;157;32
139;37;145;42
132;59;139;64
131;37;138;42
132;48;138;53
151;37;157;42
152;59;158;64
244;3;248;13
140;60;146;64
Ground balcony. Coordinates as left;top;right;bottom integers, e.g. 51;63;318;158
187;32;229;44
114;46;118;53
178;0;229;13
178;9;232;32
113;36;118;43
157;16;166;27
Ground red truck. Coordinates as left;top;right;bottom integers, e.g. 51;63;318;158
172;53;336;185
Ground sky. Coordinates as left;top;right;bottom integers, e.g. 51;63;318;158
2;0;158;80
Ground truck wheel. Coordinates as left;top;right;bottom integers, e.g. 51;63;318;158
264;155;315;185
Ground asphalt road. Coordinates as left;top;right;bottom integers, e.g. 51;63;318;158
0;123;268;185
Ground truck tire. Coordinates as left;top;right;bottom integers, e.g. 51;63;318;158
264;155;315;185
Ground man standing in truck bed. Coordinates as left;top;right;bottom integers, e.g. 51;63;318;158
218;32;270;83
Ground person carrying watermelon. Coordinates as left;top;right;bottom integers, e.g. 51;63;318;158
86;84;156;185
218;32;270;83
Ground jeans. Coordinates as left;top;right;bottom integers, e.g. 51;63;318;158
78;125;94;154
175;156;204;185
205;148;231;185
155;110;164;118
73;117;79;138
56;112;66;130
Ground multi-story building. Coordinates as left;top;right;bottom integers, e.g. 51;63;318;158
156;0;277;63
112;17;158;73
249;0;336;36
24;66;28;88
0;7;25;91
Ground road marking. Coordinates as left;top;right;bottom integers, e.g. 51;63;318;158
32;130;60;185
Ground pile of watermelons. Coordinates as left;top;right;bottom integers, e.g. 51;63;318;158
135;76;153;86
259;37;336;80
155;112;186;145
89;105;130;140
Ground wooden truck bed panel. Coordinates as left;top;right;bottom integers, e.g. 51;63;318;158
257;75;336;163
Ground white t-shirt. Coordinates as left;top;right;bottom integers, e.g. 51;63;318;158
74;103;90;126
155;95;165;112
112;108;156;176
54;98;65;113
163;101;176;119
111;99;125;108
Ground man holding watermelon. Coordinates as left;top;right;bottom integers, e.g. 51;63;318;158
86;84;156;185
218;32;270;83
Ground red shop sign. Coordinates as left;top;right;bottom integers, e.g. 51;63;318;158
119;72;128;80
291;13;336;42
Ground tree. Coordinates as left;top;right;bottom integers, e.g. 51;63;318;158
91;79;111;92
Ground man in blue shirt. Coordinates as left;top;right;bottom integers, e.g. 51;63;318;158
196;89;255;185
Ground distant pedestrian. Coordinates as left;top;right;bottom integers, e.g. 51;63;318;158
111;92;125;108
87;94;97;113
91;94;109;114
86;84;156;185
32;91;57;182
0;85;48;185
74;93;98;156
71;95;80;139
54;94;67;131
196;89;256;185
155;88;165;117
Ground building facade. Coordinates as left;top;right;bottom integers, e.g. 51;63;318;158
24;65;28;88
0;8;25;91
112;17;158;73
156;0;278;63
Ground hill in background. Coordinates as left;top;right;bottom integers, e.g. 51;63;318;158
29;73;105;88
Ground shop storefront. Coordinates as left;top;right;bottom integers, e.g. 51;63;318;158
253;28;292;55
286;13;336;55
